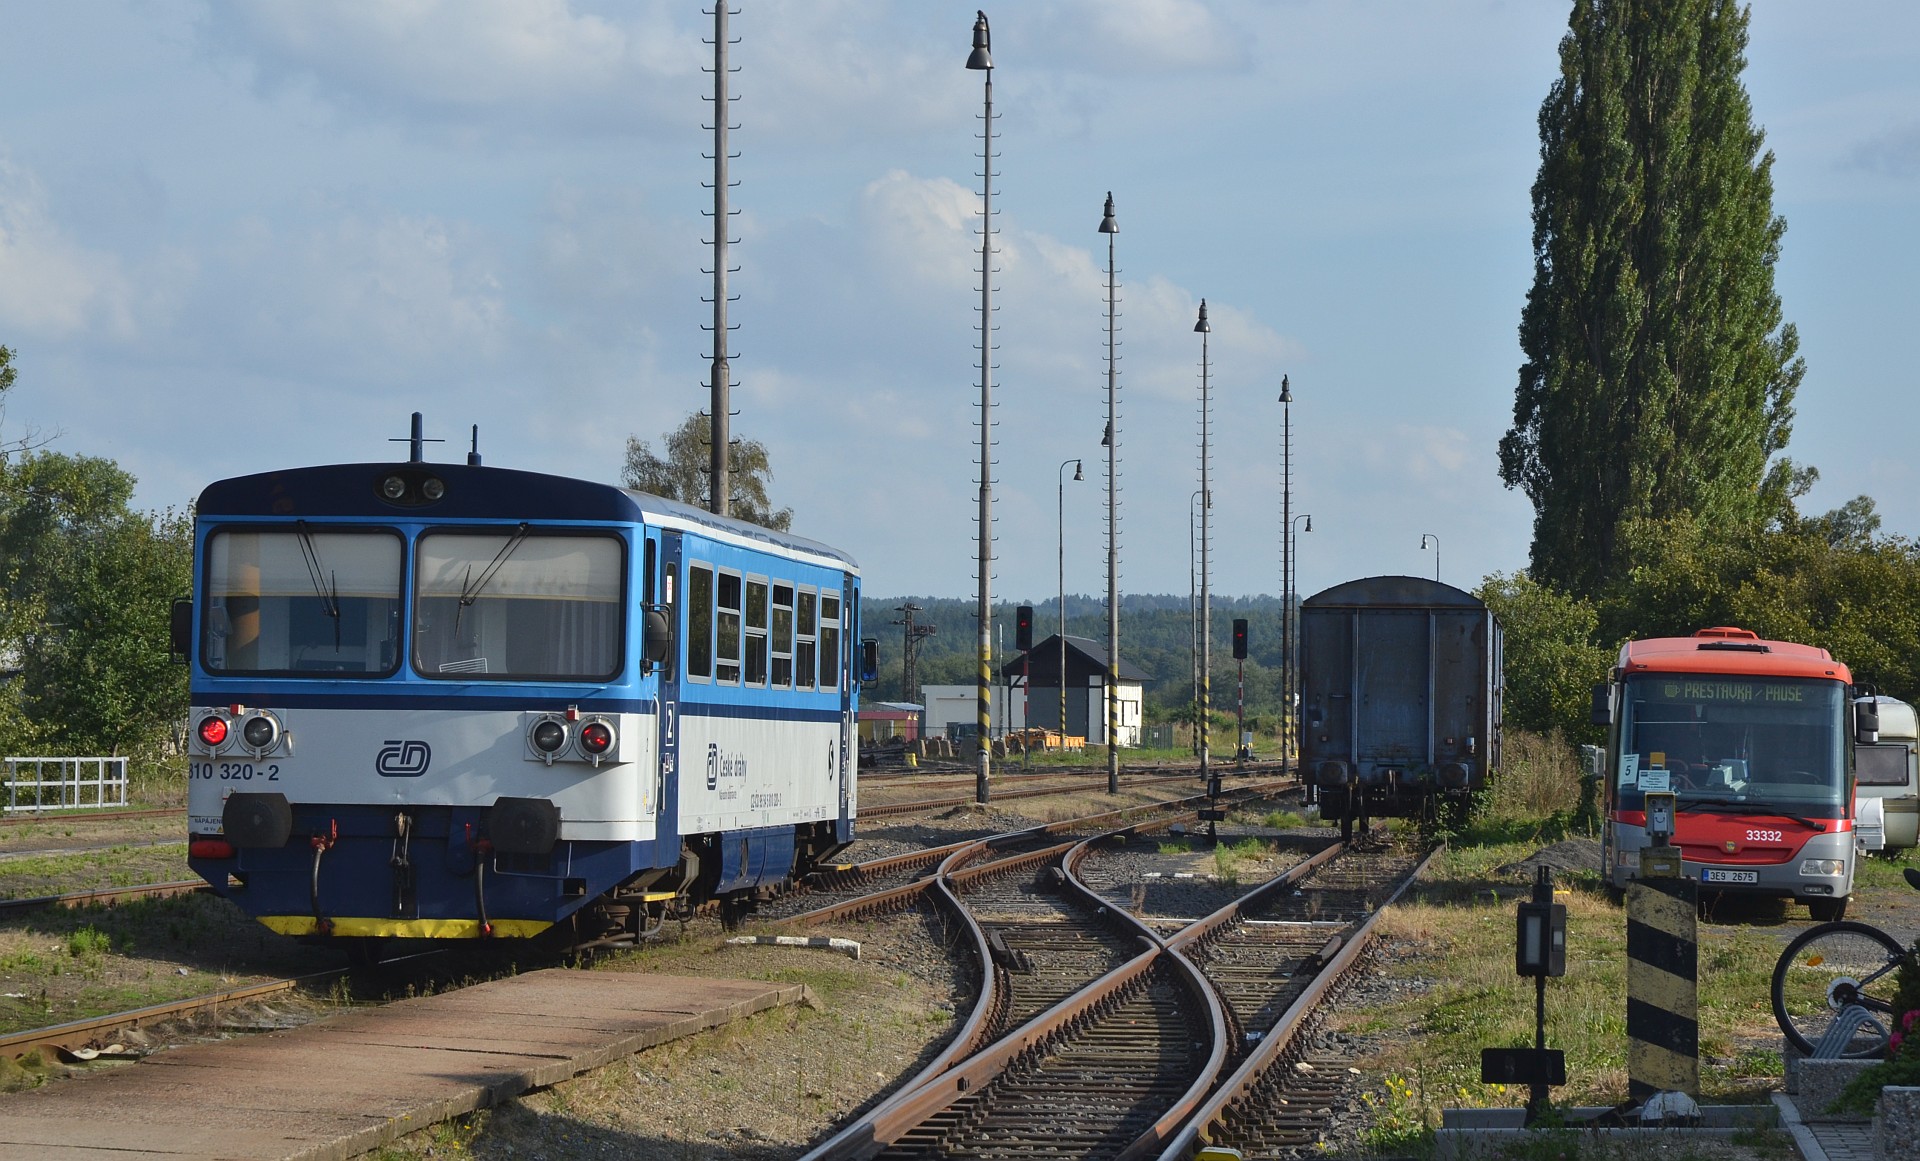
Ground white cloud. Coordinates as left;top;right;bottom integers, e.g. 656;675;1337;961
1361;423;1474;483
0;157;137;339
1027;0;1250;74
200;0;701;129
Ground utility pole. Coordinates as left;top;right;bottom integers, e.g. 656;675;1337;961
703;2;738;517
892;603;937;707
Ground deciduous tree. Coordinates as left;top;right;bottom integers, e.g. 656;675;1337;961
622;412;793;532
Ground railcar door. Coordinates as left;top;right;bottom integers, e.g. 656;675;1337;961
653;530;684;863
838;574;857;840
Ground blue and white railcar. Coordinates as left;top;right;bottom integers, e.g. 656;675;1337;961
182;454;861;945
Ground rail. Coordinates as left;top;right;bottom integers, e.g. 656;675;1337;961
2;757;129;813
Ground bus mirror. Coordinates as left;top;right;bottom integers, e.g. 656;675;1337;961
642;608;673;664
1858;698;1881;746
1591;683;1613;727
860;638;879;686
169;599;193;663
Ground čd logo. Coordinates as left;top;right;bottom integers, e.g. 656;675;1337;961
376;740;432;777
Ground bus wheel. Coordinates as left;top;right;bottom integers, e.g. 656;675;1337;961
1808;896;1849;922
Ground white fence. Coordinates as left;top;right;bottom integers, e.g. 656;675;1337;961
2;757;130;813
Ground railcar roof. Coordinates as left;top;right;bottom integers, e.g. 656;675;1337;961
1617;629;1849;682
195;461;859;571
1301;575;1487;610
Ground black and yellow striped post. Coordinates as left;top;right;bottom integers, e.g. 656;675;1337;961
1627;789;1697;1101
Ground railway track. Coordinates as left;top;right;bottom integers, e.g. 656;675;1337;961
858;770;1264;819
800;831;1433;1160
770;782;1291;926
0;807;174;829
0;879;207;915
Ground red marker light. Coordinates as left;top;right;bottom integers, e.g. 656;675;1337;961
198;715;229;746
189;838;236;860
580;722;614;755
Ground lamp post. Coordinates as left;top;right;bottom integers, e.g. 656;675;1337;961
1058;458;1082;752
967;12;995;804
1099;193;1122;795
1287;513;1312;769
1188;489;1204;752
1421;533;1441;583
1278;374;1293;769
1195;301;1213;787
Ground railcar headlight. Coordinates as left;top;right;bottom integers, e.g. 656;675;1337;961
380;475;407;500
197;714;231;750
421;477;445;501
1800;858;1846;877
578;720;615;761
528;718;568;763
241;713;281;752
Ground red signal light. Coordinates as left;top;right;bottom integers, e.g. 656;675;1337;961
197;715;229;747
579;721;614;755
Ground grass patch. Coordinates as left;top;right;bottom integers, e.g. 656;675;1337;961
1342;730;1786;1136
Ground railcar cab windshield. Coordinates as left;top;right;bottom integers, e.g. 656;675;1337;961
201;525;626;681
1615;674;1847;819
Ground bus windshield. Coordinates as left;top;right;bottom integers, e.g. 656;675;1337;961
1616;674;1846;817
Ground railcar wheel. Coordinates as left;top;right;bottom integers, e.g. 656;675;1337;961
344;937;389;972
1771;920;1904;1057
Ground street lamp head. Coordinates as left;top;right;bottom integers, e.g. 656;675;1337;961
1279;373;1291;404
1421;534;1436;550
1194;300;1210;333
1304;515;1313;533
1099;192;1118;234
1073;460;1084;481
1101;422;1112;447
967;11;993;70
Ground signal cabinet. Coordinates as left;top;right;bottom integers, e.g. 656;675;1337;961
1299;575;1502;801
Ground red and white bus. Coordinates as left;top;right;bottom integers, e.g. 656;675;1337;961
1596;627;1870;920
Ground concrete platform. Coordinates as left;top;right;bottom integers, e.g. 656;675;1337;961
0;969;806;1160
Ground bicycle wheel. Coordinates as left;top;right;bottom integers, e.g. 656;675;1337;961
1772;921;1907;1058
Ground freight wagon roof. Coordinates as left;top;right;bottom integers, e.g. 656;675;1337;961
1301;575;1487;610
195;461;859;571
1617;629;1849;683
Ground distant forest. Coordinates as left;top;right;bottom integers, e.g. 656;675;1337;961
859;594;1293;724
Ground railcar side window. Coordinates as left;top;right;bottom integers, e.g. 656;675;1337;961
797;588;817;691
203;529;403;675
772;584;794;687
687;565;713;680
820;593;841;690
716;571;742;684
413;532;623;680
745;578;769;686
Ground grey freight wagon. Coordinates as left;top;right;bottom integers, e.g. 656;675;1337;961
1299;576;1502;840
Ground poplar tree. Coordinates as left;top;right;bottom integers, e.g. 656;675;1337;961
1499;0;1803;598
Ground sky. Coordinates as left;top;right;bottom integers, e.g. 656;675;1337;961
1;1;1916;608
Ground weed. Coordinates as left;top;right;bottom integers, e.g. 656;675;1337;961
67;927;110;960
1262;809;1309;829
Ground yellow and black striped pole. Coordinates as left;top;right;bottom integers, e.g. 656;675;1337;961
1627;789;1697;1101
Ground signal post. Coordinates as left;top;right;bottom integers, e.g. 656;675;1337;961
1627;788;1700;1104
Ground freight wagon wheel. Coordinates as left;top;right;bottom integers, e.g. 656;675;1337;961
1770;920;1904;1058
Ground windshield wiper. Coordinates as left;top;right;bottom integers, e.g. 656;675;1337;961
1679;798;1824;831
295;521;342;651
452;523;530;641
